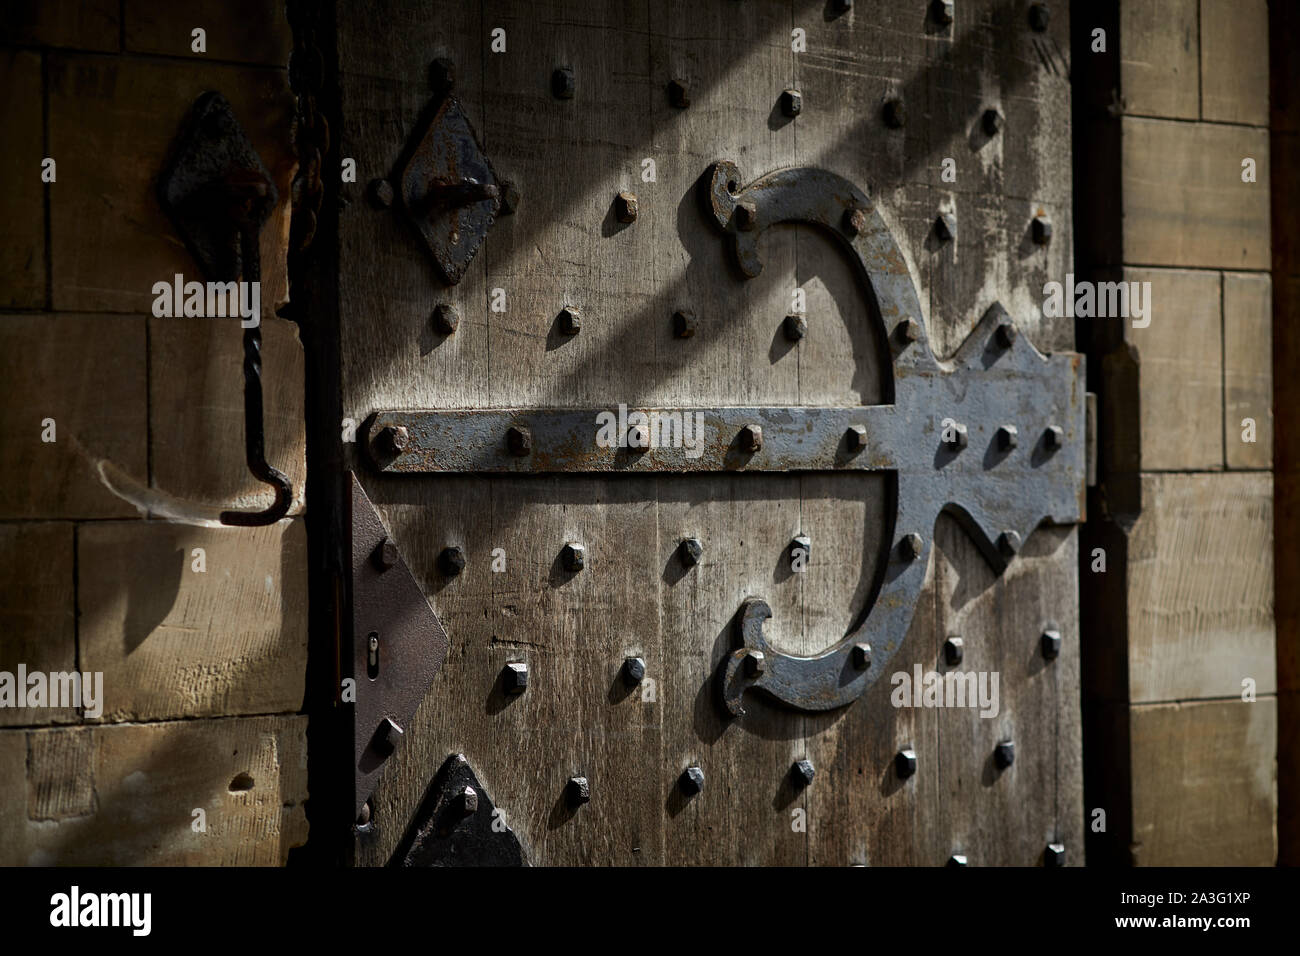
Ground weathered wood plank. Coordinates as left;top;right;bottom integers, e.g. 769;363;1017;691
1121;118;1270;269
1127;473;1275;703
358;476;665;866
0;315;146;519
78;519;308;721
931;518;1083;865
1130;697;1276;866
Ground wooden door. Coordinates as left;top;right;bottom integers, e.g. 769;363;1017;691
336;0;1083;866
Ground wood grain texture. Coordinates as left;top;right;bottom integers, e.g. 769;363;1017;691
0;523;76;727
0;314;146;519
1223;272;1272;469
150;315;306;515
78;519;308;721
47;54;295;314
1199;0;1269;126
1121;118;1270;270
1119;0;1199;120
0;50;45;309
342;0;1081;866
1130;697;1276;866
1125;267;1222;471
1127;473;1275;703
0;717;308;866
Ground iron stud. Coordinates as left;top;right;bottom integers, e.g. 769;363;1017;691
883;98;906;129
851;642;872;670
844;206;869;235
997;424;1019;450
438;545;466;577
982;108;1004;136
1032;215;1053;245
678;537;704;567
944;422;969;451
780;88;802;117
994;740;1015;769
896;747;917;779
433;303;459;335
668;77;690;109
846;424;868;452
552;66;575;99
743;649;766;677
935;212;957;242
375;423;409;458
998;530;1021;558
503;661;529;695
783;313;808;341
373;716;404;757
566;776;591;807
614;190;638;223
561;541;586;572
455;785;478;816
944;636;964;666
1044;424;1064;450
673;309;697;338
739;424;763;453
1044;843;1065;867
507;425;532;456
558;306;581;335
622;656;646;686
792;759;816;787
498;179;521;215
373;536;399;572
680;766;705;796
1041;629;1061;660
900;532;924;561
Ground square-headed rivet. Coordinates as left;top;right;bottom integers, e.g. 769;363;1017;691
680;766;705;795
895;747;917;779
561;541;585;572
792;759;816;787
503;661;529;695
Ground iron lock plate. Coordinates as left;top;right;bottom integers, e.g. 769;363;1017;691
350;473;449;819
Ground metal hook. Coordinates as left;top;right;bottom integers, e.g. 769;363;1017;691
158;91;294;526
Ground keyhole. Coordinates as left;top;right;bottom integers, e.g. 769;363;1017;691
367;632;380;679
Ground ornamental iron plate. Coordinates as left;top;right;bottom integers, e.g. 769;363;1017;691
362;161;1085;717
